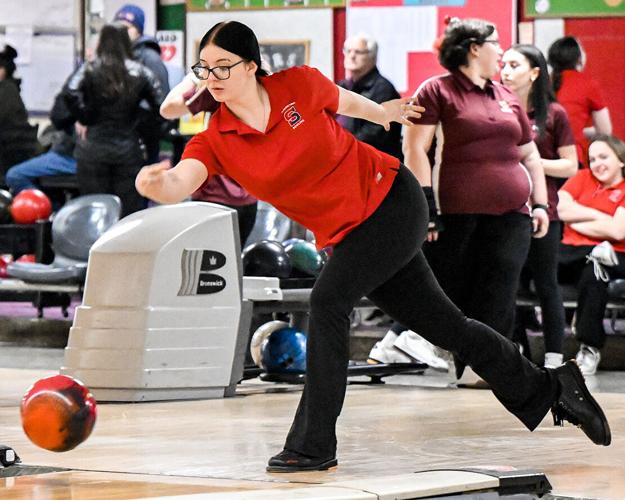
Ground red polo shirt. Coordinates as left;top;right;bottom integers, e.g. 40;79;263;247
414;71;533;215
181;66;400;249
556;69;607;166
530;102;575;220
561;169;625;252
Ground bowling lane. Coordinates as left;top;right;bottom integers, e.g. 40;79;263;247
0;367;624;499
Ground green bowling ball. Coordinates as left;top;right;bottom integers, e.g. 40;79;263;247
284;239;324;277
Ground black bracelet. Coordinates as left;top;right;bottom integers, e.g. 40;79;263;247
532;203;549;212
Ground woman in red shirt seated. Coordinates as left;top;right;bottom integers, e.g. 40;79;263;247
558;134;625;376
136;20;610;472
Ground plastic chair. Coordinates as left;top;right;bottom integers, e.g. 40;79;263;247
7;194;122;284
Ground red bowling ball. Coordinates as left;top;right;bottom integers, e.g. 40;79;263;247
10;189;52;224
21;375;97;452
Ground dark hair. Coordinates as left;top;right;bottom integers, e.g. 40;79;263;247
588;134;625;167
438;18;496;71
198;21;268;78
508;44;555;139
547;36;582;93
0;44;18;79
89;23;134;99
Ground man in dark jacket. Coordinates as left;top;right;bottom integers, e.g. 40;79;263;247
337;35;402;161
114;4;170;164
0;45;38;178
5;80;77;194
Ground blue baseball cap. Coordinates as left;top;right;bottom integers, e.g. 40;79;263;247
114;4;145;34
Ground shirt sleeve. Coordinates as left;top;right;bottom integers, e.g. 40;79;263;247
560;169;588;199
181;132;221;178
293;66;339;114
411;77;442;125
552;104;575;148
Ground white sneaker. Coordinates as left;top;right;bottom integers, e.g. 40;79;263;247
393;330;449;371
544;352;564;369
367;331;413;364
575;344;601;376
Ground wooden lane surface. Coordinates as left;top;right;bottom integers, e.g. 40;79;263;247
0;369;623;498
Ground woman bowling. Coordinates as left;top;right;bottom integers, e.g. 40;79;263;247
135;20;610;473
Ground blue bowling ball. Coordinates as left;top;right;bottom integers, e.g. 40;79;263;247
260;327;307;374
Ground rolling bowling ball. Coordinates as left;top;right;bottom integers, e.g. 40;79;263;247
242;240;292;278
0;189;13;223
284;239;324;277
10;189;52;224
21;374;97;452
260;327;307;374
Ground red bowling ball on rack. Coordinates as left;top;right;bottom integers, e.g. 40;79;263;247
10;189;52;224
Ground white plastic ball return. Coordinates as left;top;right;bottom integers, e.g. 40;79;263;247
61;202;426;402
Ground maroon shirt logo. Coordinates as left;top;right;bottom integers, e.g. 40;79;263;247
498;100;513;114
282;102;305;129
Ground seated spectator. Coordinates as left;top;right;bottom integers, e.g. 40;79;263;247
5;79;78;195
558;134;625;376
0;45;38;178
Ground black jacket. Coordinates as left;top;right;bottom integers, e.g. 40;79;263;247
0;78;38;171
63;59;164;163
133;36;170;95
49;78;78;157
338;67;403;160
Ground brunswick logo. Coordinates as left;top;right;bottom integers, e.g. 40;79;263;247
282;102;304;129
178;249;227;296
196;273;226;294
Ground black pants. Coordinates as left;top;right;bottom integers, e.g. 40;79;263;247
223;202;258;248
284;166;557;458
559;244;625;349
425;212;531;340
77;158;146;218
515;221;566;354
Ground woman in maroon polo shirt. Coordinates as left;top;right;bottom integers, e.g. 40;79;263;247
558;135;625;376
404;18;551;382
501;44;577;369
136;20;610;472
547;36;612;167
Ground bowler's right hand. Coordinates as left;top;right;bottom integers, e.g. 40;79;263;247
136;160;171;200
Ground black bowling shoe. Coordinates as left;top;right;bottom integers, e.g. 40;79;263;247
267;449;337;472
551;360;611;446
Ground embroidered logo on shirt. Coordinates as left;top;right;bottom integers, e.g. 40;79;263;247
498;100;513;113
609;189;623;203
282;102;305;129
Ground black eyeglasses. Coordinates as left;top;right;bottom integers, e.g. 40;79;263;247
191;59;245;80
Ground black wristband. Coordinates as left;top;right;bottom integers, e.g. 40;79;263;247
422;186;438;219
532;203;549;212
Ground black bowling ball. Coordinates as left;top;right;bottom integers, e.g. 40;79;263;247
242;240;292;278
0;189;13;224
